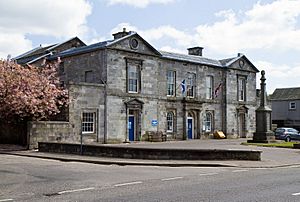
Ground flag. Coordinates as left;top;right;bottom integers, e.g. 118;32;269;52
181;79;186;95
214;82;222;98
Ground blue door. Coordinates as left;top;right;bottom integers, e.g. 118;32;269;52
128;116;135;141
188;118;193;139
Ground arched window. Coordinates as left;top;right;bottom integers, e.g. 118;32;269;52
167;112;174;132
205;112;212;132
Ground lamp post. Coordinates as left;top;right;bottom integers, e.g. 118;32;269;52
80;114;83;155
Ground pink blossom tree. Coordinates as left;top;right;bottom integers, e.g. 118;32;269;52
0;60;68;122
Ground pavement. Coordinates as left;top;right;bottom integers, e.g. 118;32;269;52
1;139;300;168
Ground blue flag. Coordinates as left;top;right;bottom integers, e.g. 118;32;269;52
181;79;186;94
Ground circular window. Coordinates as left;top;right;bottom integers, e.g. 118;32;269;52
239;60;245;68
130;38;139;49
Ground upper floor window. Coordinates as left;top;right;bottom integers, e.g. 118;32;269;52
85;70;93;82
206;76;213;99
128;63;140;93
186;73;196;98
82;112;95;134
167;112;174;132
167;70;176;96
238;77;246;101
289;102;296;110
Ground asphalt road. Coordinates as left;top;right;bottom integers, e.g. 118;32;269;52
1;154;300;202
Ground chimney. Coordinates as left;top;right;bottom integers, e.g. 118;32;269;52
187;47;204;56
113;27;129;40
237;53;243;57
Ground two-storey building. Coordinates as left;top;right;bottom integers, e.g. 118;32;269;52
15;29;259;148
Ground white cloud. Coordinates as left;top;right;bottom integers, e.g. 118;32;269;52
0;0;92;58
195;0;300;54
111;1;300;56
109;1;300;92
256;60;300;94
106;0;175;8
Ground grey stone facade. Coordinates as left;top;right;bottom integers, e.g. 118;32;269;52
270;87;300;130
17;29;259;147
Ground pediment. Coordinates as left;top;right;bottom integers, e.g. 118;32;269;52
237;105;249;113
125;98;144;106
107;33;161;56
227;55;259;73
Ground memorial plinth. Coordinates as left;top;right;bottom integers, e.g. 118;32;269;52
248;70;275;143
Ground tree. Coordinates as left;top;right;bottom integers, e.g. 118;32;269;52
0;59;68;122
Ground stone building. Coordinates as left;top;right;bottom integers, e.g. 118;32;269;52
270;87;300;130
15;29;259;148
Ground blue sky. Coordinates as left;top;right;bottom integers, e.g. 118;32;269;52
1;0;300;93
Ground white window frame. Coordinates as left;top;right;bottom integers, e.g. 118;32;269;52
238;77;246;101
206;76;213;99
167;70;176;96
187;73;196;98
167;112;174;132
82;112;95;134
205;112;212;132
289;102;296;110
128;64;139;93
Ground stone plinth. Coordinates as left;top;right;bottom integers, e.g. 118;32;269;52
248;70;275;143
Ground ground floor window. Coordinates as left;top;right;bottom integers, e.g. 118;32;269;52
204;112;212;132
167;112;174;132
82;112;95;133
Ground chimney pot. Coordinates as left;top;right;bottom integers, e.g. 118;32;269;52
113;28;130;40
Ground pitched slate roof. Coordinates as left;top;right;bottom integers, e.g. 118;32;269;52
51;40;112;59
50;32;161;59
14;37;86;64
14;44;55;60
270;88;300;100
160;51;223;67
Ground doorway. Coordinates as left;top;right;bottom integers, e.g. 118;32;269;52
239;113;246;138
187;116;193;139
128;115;135;141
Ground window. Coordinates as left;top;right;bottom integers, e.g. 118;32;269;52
206;76;213;99
289;102;296;110
84;70;93;82
238;77;246;101
187;73;196;97
167;71;176;96
82;112;95;134
167;112;174;132
128;63;139;93
204;112;212;132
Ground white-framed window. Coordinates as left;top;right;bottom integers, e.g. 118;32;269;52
187;73;196;98
82;112;95;134
167;70;176;96
289;102;296;110
167;112;174;132
128;64;139;93
238;77;246;101
204;112;212;132
206;76;213;99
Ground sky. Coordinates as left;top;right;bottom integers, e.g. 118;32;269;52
0;0;300;93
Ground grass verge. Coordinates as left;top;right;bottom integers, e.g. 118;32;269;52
241;141;296;148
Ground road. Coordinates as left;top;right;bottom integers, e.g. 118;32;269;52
1;154;300;202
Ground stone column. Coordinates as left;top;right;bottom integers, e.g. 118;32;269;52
248;70;275;143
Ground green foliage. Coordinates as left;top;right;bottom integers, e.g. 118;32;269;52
241;141;295;148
